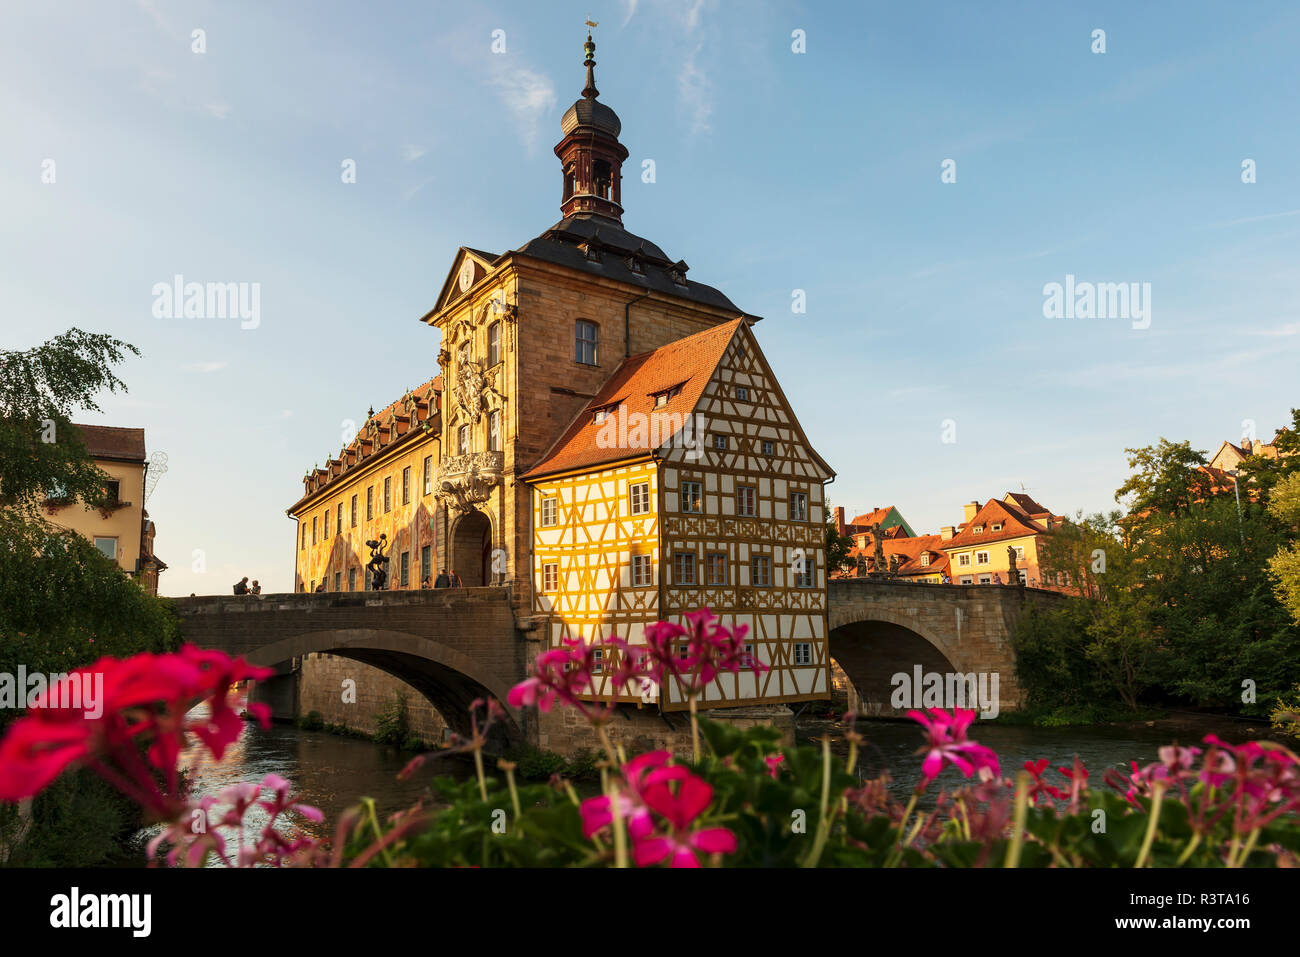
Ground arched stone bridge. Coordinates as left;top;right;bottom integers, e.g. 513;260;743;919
827;579;1068;716
173;588;529;746
173;579;1068;744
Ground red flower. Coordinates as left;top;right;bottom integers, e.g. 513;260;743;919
632;773;737;868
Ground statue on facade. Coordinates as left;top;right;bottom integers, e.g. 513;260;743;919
1006;545;1019;585
366;534;390;590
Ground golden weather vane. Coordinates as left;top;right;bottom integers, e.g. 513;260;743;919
585;17;599;28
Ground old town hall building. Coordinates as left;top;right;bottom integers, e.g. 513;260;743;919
292;35;834;714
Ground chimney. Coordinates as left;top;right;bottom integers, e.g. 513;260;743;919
963;501;980;523
1044;515;1053;532
941;525;955;541
834;506;845;534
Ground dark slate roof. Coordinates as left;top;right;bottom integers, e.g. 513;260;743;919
561;97;621;137
512;215;758;319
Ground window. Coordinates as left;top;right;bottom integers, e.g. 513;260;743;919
960;575;973;585
421;545;431;583
93;537;117;561
790;491;808;522
312;516;317;545
631;554;652;586
402;466;411;505
301;524;307;550
103;480;120;503
337;502;343;533
575;320;598;365
976;551;989;565
1018;569;1028;585
364;567;372;591
920;553;930;567
736;386;749;401
542;562;559;592
423;456;433;495
978;574;992;584
673;552;697;585
592;648;604;675
991;522;1003;532
400;552;410;587
488;321;501;366
489;410;501;452
366;486;374;521
706;552;728;585
794;643;812;666
654;393;668;408
762;440;774;456
1014;546;1025;561
795;555;815;588
958;553;971;567
458;424;469;455
351;495;358;527
711;434;727;451
334;571;341;592
680;481;702;513
974;525;985;534
740;643;756;668
629;482;650;515
736;485;756;516
541;497;558;527
751;555;772;587
384;477;392;513
324;510;331;538
348;567;357;591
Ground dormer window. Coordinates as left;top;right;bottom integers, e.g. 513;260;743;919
991;522;1003;532
654;393;668;408
920;553;930;567
973;524;985;534
627;257;644;275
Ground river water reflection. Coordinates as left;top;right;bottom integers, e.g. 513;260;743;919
123;701;1282;864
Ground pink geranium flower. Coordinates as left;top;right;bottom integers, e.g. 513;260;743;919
907;708;1000;783
633;773;737;868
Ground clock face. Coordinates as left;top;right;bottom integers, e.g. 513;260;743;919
459;261;475;292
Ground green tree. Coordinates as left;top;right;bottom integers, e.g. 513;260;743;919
824;506;854;576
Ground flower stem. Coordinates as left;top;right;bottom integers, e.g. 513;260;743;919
886;792;920;867
1004;772;1030;868
801;736;833;868
688;694;699;764
1134;781;1166;869
472;746;488;802
362;798;394;868
596;725;628;869
1174;831;1202;866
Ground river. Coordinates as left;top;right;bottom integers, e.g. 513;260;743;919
120;700;1284;865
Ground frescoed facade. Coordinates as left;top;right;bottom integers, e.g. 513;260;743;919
287;378;441;592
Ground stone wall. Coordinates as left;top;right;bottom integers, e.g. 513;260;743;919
297;653;450;744
533;702;795;760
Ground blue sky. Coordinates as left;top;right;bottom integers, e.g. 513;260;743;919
3;1;1298;595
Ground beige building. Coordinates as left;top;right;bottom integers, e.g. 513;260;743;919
43;424;166;594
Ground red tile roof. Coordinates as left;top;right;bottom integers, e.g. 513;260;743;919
522;320;745;480
74;424;146;463
941;498;1059;550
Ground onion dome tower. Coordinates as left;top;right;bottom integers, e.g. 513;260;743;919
555;33;629;224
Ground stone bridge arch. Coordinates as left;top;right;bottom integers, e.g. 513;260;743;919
827;580;1067;717
246;627;522;745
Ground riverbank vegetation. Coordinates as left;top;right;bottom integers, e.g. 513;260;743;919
1013;412;1300;734
0;331;180;865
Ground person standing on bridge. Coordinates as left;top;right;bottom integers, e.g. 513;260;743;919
434;568;450;588
449;568;463;588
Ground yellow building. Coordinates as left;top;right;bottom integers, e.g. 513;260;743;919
287;378;442;592
523;320;834;710
941;493;1068;590
43;424;166;594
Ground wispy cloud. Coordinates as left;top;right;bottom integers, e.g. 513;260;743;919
678;42;711;135
401;144;427;162
182;361;227;373
1209;208;1300;230
487;64;556;154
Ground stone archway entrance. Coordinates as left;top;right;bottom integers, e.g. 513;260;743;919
451;510;491;586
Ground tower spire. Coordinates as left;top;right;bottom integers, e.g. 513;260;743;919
582;31;598;99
